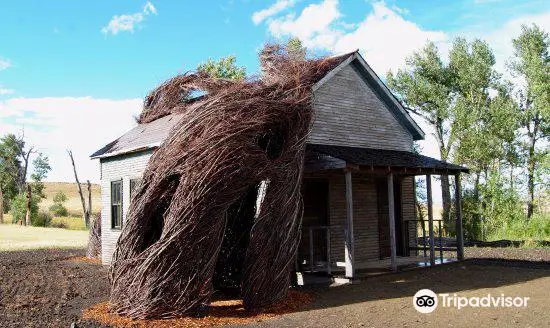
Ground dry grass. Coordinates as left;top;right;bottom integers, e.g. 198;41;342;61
51;216;88;230
0;224;88;251
83;290;312;328
39;182;101;216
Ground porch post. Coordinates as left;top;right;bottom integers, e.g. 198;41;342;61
455;174;465;260
426;175;436;266
387;173;397;272
344;171;355;278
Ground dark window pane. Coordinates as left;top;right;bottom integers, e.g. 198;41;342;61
111;180;123;229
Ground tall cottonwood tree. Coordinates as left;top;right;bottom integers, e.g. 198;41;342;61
386;42;457;232
508;24;550;218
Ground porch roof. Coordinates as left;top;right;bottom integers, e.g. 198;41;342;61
305;144;468;174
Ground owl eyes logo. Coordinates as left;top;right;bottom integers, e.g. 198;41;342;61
416;295;435;307
413;289;438;313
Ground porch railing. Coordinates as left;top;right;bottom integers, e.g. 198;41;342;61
299;225;346;274
404;219;458;263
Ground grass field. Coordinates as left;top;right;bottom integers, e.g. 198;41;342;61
40;182;101;216
0;224;88;251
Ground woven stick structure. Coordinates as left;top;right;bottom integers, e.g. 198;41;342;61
109;44;349;319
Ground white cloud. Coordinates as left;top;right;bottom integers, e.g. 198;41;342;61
102;1;157;35
0;97;142;183
262;1;447;75
252;0;296;25
268;0;341;43
0;58;11;71
0;87;14;95
480;11;550;78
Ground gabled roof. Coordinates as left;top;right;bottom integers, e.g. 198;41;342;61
91;51;425;159
90;113;184;159
313;51;425;141
306;144;468;173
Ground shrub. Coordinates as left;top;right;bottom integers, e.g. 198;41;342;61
50;219;68;229
9;193;39;224
53;191;67;203
34;211;53;227
49;202;68;217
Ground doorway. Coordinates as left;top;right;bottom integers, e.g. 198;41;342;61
298;178;329;270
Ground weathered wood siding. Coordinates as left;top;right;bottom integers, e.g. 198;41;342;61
100;150;152;264
310;64;413;151
328;174;380;263
401;176;417;254
327;173;417;267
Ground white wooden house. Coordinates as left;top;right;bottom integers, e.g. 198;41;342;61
91;51;467;280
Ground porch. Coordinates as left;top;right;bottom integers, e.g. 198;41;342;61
297;144;468;281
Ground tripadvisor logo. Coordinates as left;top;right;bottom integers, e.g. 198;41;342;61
414;289;438;313
413;289;530;313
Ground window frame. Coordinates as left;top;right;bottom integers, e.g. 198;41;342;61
111;180;123;230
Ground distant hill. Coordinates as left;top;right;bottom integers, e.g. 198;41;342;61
39;182;101;216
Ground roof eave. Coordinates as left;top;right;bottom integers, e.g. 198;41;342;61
90;142;161;160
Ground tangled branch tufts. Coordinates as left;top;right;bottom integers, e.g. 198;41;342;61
109;44;351;319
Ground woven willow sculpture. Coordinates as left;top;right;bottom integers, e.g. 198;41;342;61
109;45;349;319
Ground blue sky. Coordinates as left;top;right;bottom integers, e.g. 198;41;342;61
1;0;549;190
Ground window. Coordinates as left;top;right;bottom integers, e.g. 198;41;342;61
111;180;123;229
130;179;140;197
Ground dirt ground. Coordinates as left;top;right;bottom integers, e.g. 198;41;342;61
0;247;548;328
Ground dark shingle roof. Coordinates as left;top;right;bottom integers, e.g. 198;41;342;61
306;144;468;173
90;114;184;158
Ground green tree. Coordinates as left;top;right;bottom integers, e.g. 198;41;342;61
286;37;307;60
509;24;550;218
197;55;246;80
30;153;51;199
386;42;457;233
49;191;68;217
0;134;24;215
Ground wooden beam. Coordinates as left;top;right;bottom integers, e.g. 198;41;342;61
455;174;465;260
344;171;355;278
388;173;397;272
426;174;436;266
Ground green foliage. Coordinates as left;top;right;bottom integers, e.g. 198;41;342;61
30;154;51;199
489;213;550;242
509;24;549;217
53;191;67;203
0;134;24;213
286;37;307;60
9;193;39;225
34;210;53;227
49;203;68;217
197;55;246;80
49;191;68;216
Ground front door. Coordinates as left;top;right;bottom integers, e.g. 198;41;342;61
298;178;329;270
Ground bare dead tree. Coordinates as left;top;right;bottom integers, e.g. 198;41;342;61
87;180;92;221
25;184;31;226
18;146;35;193
67;150;90;228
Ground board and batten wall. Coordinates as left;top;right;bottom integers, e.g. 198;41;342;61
309;63;414;152
327;174;417;267
100;150;152;264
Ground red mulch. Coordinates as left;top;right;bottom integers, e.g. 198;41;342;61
83;290;312;327
67;256;102;265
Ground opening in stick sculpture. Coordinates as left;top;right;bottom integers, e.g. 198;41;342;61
109;44;350;319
